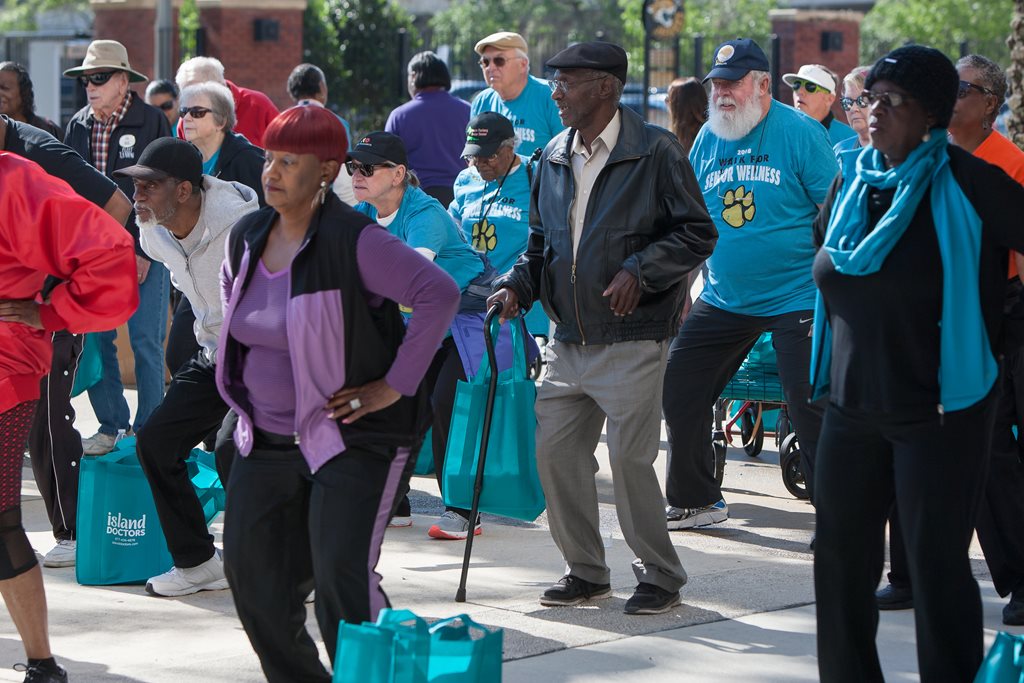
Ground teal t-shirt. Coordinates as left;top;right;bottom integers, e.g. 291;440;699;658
470;75;564;156
449;155;531;274
689;102;838;316
826;116;857;147
202;148;220;175
355;185;483;292
449;155;550;335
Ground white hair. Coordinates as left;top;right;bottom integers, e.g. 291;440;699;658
707;71;769;141
175;57;226;90
180;81;236;131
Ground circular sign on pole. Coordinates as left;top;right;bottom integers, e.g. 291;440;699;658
643;0;685;40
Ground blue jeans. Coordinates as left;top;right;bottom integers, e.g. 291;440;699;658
87;262;169;435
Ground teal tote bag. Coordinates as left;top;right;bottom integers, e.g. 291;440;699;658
975;631;1024;683
333;609;430;683
427;614;502;683
442;317;545;522
76;438;174;585
76;437;225;585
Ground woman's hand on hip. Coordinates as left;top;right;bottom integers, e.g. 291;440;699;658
327;379;402;424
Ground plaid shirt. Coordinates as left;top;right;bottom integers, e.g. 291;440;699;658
88;92;132;175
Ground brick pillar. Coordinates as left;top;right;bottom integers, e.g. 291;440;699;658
91;0;158;85
197;0;305;110
770;9;865;119
91;0;305;109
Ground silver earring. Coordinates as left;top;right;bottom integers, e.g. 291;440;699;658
319;180;328;206
922;127;931;142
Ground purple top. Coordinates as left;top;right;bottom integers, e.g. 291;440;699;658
229;260;296;435
217;219;461;471
385;90;471;190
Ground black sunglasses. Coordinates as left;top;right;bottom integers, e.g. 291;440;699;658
839;95;870;111
863;90;912;108
478;55;519;68
345;160;397;177
156;100;177;112
958;80;996;99
791;79;829;94
78;71;118;87
178;106;213;119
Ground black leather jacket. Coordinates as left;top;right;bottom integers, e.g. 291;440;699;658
496;105;717;345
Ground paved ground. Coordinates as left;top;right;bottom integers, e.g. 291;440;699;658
0;390;1017;681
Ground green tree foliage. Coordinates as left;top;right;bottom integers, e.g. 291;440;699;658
616;0;777;80
861;0;1013;66
304;0;414;136
0;0;88;32
178;0;200;61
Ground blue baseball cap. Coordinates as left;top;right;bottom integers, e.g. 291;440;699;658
703;39;770;83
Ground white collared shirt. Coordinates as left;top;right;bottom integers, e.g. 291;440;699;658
569;110;621;258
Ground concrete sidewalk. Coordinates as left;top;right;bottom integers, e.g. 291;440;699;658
0;390;1017;681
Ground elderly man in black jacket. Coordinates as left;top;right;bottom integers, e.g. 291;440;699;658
62;40;171;457
488;42;717;616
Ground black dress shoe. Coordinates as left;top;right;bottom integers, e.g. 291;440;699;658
623;583;681;615
540;575;612;606
876;583;913;610
1003;589;1024;626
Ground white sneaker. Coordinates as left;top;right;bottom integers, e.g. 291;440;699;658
427;510;481;540
146;549;229;597
666;499;729;530
81;432;117;456
43;540;76;568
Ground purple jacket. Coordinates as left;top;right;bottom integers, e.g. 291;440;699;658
215;196;460;472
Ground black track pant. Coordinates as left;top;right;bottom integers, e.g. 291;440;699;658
29;331;84;541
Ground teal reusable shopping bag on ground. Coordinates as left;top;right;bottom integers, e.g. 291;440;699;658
75;438;173;585
76;437;225;585
333;609;430;683
442;317;545;521
974;631;1024;682
427;614;502;683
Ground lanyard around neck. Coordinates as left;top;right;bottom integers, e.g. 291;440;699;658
478;155;517;225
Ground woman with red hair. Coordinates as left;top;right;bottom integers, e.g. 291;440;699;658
215;105;460;682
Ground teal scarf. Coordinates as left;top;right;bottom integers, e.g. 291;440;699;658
810;132;997;412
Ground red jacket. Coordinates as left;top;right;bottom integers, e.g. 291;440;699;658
0;152;139;413
227;81;278;148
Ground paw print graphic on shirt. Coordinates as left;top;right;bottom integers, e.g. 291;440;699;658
721;185;756;228
472;218;497;252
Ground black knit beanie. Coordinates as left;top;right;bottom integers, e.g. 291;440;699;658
865;45;959;128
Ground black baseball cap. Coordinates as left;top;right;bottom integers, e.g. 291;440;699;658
547;41;628;85
348;131;408;167
462;112;515;158
703;39;770;83
114;137;203;188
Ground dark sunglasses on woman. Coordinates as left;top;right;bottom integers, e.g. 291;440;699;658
78;71;118;87
156;101;177;112
345;160;397;177
958;80;996;99
839;95;870;111
178;106;213;119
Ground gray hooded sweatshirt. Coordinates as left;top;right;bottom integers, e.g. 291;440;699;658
139;176;259;361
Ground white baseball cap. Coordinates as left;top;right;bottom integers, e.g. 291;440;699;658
782;64;837;93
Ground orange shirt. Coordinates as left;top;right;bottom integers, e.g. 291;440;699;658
973;131;1024;278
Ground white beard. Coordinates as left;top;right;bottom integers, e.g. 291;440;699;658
707;94;764;141
134;205;176;231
